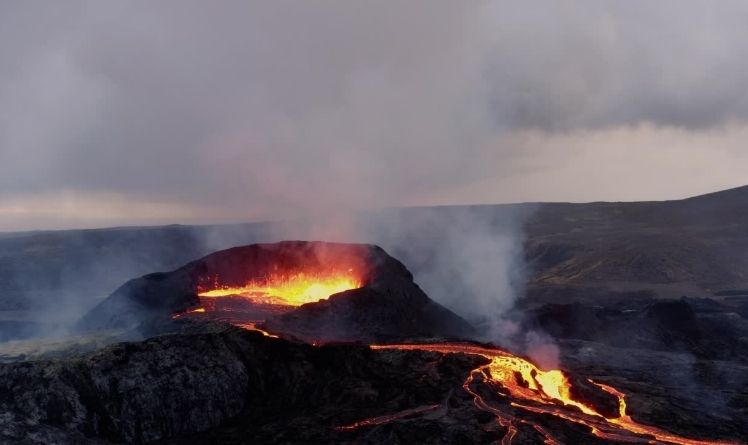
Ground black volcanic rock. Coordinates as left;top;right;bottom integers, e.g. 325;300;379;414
77;241;474;341
527;298;748;362
642;300;702;348
0;325;486;444
3;325;746;444
264;276;474;342
560;339;748;443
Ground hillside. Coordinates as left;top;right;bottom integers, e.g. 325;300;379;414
1;185;747;317
524;185;748;303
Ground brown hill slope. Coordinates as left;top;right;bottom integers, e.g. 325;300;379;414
524;185;748;302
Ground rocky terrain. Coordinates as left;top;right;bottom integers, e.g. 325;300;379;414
2;186;748;443
2;246;747;444
0;324;488;444
523;298;748;362
560;339;748;443
2;322;746;444
524;186;748;305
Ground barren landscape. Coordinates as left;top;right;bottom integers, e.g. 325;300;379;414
2;187;747;444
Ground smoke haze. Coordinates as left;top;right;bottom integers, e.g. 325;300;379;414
2;1;748;231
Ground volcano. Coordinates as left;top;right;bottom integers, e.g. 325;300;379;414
3;240;746;444
78;241;474;341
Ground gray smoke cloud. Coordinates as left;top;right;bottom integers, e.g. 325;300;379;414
2;1;748;231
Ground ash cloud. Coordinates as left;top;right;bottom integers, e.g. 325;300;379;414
3;1;748;230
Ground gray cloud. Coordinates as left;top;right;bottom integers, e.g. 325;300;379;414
484;1;748;130
2;1;748;230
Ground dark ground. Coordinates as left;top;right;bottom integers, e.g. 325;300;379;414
2;185;748;443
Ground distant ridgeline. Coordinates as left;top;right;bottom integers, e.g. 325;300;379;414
2;185;748;313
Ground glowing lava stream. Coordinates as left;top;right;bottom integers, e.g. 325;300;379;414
197;272;361;306
235;322;279;338
177;269;735;444
365;343;739;445
335;404;441;432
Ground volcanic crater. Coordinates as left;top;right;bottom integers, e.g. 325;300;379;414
2;241;746;444
78;241;475;342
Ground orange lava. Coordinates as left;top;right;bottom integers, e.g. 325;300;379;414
173;268;363;322
359;343;739;445
335;404;440;432
593;382;734;445
198;271;362;306
235;322;280;339
171;306;206;319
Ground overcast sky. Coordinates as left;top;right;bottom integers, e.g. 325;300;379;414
2;1;748;231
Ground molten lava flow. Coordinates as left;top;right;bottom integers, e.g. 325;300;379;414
171;307;206;319
335;404;441;432
358;343;738;445
198;270;362;306
173;267;363;324
592;382;735;445
235;322;280;338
